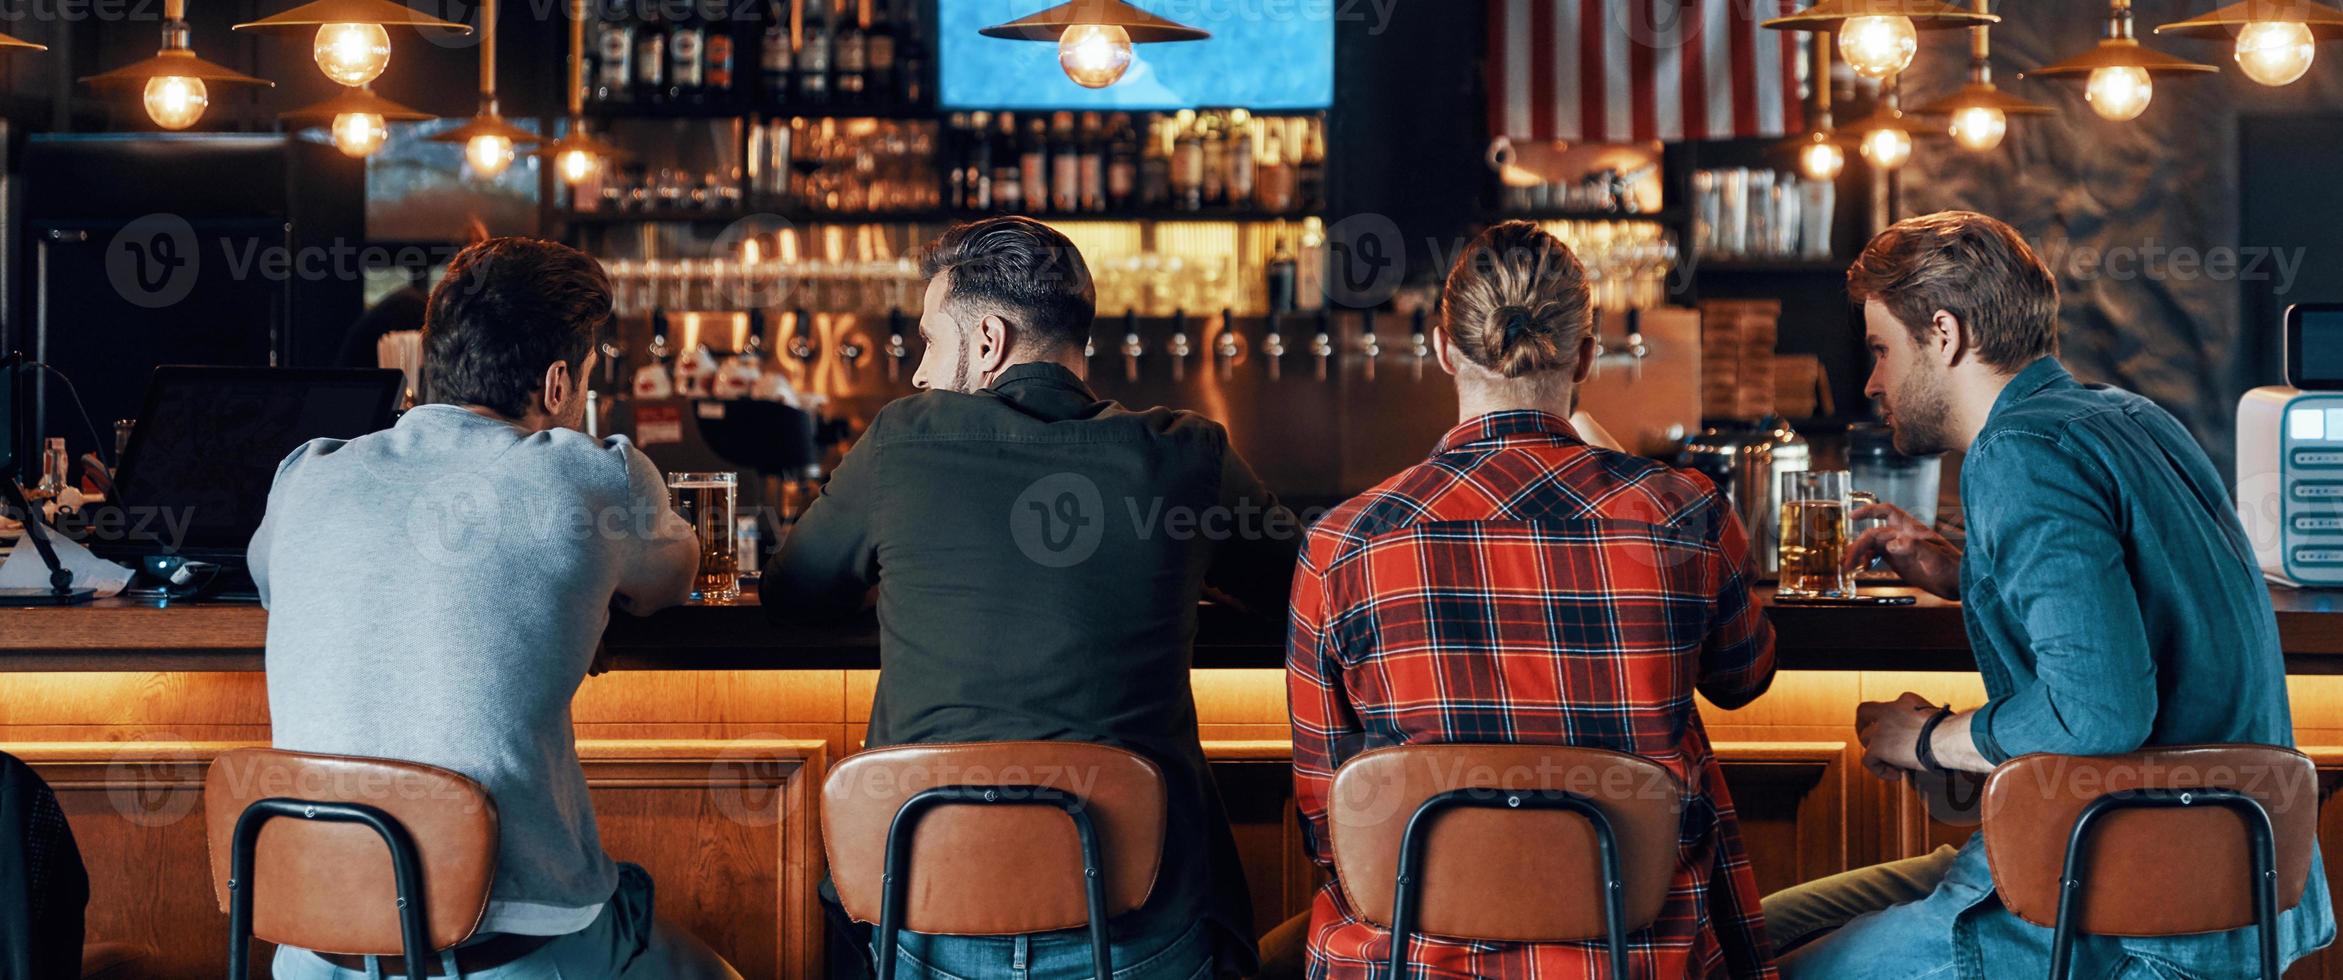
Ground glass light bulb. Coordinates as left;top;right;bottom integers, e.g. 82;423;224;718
2085;65;2154;120
1949;105;2008;151
558;146;599;185
330;111;387;157
1859;127;1913;170
2235;20;2316;86
1839;15;1918;79
465;133;516;178
1799;138;1846;180
314;22;392;87
143;75;208;130
1057;24;1134;88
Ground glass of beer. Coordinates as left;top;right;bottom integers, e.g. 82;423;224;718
667;471;740;602
1777;470;1875;598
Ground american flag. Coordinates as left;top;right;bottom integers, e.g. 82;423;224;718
1489;0;1808;144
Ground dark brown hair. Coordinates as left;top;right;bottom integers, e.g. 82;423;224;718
920;216;1096;354
1437;221;1594;379
1846;210;2060;371
419;237;612;418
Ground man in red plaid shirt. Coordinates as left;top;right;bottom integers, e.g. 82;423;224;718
1286;222;1778;979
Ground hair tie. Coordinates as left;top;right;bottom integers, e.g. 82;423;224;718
1501;308;1534;347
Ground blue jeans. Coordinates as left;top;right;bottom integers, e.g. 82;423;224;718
874;917;1212;980
272;864;739;980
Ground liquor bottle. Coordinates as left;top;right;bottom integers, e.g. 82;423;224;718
1229;116;1256;211
667;0;705;104
1298;118;1327;212
1201;114;1226;209
1078;112;1106;213
1050;112;1079;213
1257;125;1292;213
1020;116;1049;213
1139;116;1171;209
892;0;923;106
1106;113;1137;211
864;0;896;104
703;0;735;102
798;0;832;106
634;7;666;105
1266;233;1298;315
1172;115;1203;211
966;113;994;211
994;112;1023;212
594;0;634;104
833;3;866;105
760;0;793;105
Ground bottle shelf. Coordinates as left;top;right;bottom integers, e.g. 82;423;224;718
561;207;1327;227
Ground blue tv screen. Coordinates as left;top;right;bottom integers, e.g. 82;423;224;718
939;3;1335;110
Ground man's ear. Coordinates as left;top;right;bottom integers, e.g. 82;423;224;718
1572;332;1598;385
974;313;1013;381
1431;320;1460;378
1929;310;1966;369
540;359;573;416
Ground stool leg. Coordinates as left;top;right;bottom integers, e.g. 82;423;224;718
2048;790;2287;980
223;799;436;980
1384;789;1632;978
873;786;1120;980
1061;803;1115;980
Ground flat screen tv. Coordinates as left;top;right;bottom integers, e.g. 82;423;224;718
939;3;1335;110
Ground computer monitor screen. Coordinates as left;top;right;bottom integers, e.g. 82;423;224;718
93;366;402;560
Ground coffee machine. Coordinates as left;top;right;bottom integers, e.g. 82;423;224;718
2238;303;2343;587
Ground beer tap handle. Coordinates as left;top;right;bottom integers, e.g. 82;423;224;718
837;333;868;384
1262;314;1287;382
1214;308;1242;381
1121;310;1144;384
1166;309;1191;383
1360;307;1381;383
884;307;908;382
1410;307;1430;382
1311;309;1333;382
1625;306;1648;382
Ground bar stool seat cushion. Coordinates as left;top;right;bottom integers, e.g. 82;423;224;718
1327;743;1686;944
821;740;1166;936
1982;744;2318;937
203;748;498;956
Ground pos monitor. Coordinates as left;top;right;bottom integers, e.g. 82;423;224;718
86;366;402;569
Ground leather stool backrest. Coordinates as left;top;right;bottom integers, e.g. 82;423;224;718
203;748;498;955
1982;744;2318;936
821;741;1167;935
1328;743;1687;943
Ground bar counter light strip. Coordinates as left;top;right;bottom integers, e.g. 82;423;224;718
1489;0;1805;143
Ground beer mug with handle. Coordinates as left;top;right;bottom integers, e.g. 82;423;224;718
1777;470;1875;598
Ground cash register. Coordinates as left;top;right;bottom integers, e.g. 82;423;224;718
2239;303;2343;586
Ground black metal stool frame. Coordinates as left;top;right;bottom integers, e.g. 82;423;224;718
874;784;1116;980
224;798;435;979
1385;787;1631;979
2046;787;2281;980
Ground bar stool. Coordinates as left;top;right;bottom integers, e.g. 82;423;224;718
203;748;499;978
821;741;1167;980
1327;744;1688;977
1980;744;2319;980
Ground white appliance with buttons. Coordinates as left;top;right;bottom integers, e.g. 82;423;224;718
2239;304;2343;586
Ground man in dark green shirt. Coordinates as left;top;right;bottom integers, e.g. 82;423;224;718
764;216;1297;979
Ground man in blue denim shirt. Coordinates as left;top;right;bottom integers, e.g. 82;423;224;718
1763;211;2335;979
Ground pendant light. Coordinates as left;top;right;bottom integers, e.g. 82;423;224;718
1909;0;2051;152
427;0;536;179
539;0;620;187
280;83;431;157
234;0;470;89
2023;0;2216;122
82;0;272;131
2156;0;2343;87
1780;33;1847;181
1843;76;1918;171
1762;0;1997;81
979;0;1209;89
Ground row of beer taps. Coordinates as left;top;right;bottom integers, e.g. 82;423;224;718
756;305;1655;386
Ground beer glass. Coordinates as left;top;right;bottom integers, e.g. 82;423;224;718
667;471;740;602
1777;470;1875;598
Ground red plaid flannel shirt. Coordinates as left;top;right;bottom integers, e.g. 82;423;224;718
1287;411;1778;979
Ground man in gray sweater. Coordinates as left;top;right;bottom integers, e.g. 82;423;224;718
248;237;738;979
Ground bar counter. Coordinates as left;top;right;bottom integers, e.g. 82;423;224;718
11;584;2343;672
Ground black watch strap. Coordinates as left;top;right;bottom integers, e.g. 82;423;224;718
1914;704;1954;773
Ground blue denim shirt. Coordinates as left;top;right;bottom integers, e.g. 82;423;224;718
1946;357;2334;977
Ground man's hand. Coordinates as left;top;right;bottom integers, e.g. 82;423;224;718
1855;692;1938;780
1847;502;1962;600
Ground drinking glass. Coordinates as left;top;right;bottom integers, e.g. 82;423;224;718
1777;470;1876;598
667;471;740;602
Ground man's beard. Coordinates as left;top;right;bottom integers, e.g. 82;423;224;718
947;334;974;393
1889;364;1956;456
